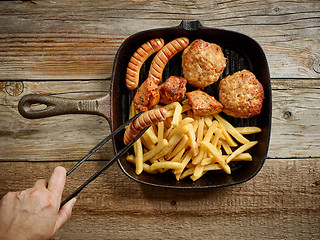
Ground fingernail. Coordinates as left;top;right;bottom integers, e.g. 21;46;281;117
71;198;77;207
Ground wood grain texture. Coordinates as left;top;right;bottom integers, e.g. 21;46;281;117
270;78;320;158
0;1;319;239
0;0;319;80
0;80;112;161
0;159;319;240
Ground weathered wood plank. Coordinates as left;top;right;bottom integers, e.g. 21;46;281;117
270;78;320;158
0;1;319;239
0;0;319;80
0;159;319;239
0;80;113;161
1;79;319;161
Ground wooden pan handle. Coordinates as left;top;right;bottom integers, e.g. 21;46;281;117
18;93;111;121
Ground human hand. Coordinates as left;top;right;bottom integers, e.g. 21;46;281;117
0;166;76;240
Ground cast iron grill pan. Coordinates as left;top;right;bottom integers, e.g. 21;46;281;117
112;21;271;188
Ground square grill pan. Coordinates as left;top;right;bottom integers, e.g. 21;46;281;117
111;20;271;189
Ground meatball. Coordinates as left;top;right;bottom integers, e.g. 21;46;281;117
219;70;264;118
159;76;187;104
181;39;226;88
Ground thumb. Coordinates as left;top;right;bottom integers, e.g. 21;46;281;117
54;198;76;234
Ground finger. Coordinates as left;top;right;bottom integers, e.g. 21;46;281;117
54;198;76;234
33;179;48;189
48;166;67;200
0;192;20;232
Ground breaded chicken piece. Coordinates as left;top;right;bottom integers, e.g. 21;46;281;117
159;76;187;104
219;70;264;118
182;39;226;88
133;78;160;112
186;90;223;117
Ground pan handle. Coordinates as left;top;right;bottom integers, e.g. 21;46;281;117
18;93;111;121
176;20;204;31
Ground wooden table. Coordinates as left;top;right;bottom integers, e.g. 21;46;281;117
1;1;319;239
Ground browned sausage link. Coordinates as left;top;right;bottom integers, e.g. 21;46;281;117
126;38;165;90
148;37;189;84
123;123;140;146
123;108;168;145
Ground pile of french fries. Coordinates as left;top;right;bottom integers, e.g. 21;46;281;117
126;100;261;181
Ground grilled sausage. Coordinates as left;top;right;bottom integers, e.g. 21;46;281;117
148;37;189;84
123;108;168;145
126;38;165;90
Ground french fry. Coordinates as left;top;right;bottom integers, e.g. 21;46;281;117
142;126;158;145
211;127;222;147
126;154;135;161
220;139;233;155
224;153;252;161
157;121;164;141
204;116;214;127
214;114;250;144
140;137;154;150
143;138;169;161
171;148;185;163
226;141;258;163
181;104;192;113
186;123;199;156
192;146;205;165
158;125;189;158
235;126;262;135
193;163;204;178
150;161;184;171
143;164;159;174
190;170;206;181
167;135;188;160
203;163;222;171
196;117;204;145
167;117;194;140
204;120;218;142
174;150;192;180
164;102;182;126
126;155;158;174
129;102;137;118
200;157;213;166
156;157;167;173
192;118;220;165
200;153;253;165
179;168;194;180
217;122;237;147
133;138;144;175
201;141;231;174
163;116;173;129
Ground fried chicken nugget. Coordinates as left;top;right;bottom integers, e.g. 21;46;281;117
159;76;187;104
186;90;223;117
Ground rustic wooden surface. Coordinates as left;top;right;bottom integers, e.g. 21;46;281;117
0;0;319;239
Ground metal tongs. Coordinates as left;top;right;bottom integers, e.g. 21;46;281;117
60;112;149;208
